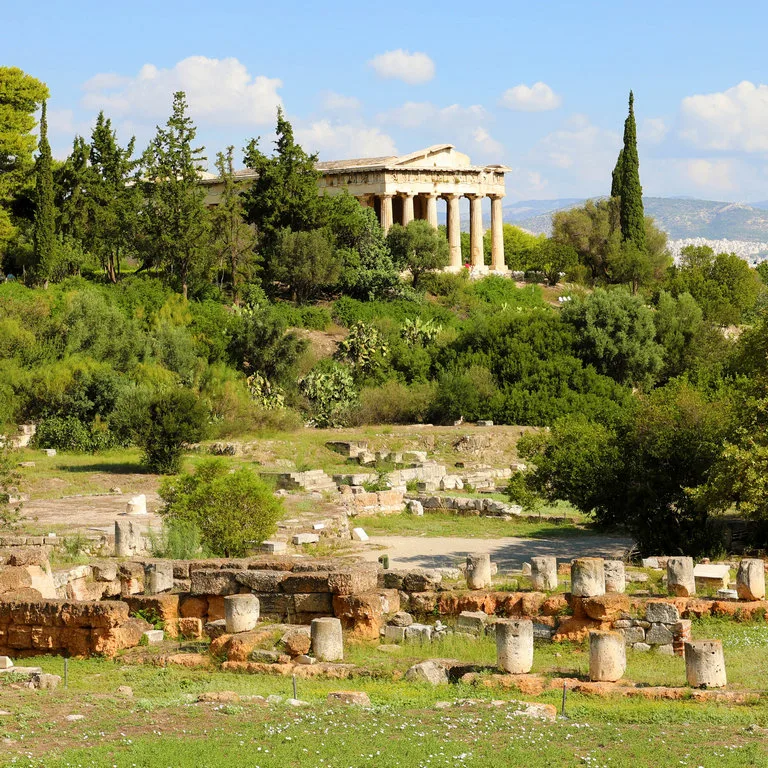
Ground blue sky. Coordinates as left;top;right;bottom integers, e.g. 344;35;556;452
7;0;768;201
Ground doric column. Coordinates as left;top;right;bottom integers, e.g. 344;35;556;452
401;193;414;226
489;194;506;271
425;193;438;228
444;193;462;269
379;194;393;234
468;194;484;268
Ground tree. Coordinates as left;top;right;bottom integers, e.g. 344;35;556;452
561;288;664;388
159;459;283;557
614;91;645;251
0;67;49;250
273;227;339;303
134;389;208;474
530;239;577;285
654;290;705;380
32;101;56;282
386;220;449;288
242;108;321;262
139;92;210;298
210;146;258;303
483;224;545;271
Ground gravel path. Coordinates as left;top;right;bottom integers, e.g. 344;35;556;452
358;534;633;571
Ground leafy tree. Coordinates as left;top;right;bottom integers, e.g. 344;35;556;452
32;101;56;282
530;239;577;285
386;220;449;289
139;92;210;298
273;227;339;303
0;67;49;250
210;146;258;303
483;224;545;271
159;459;282;557
242;108;321;258
299;362;357;427
561;288;663;387
654;291;705;380
133;388;208;474
614;91;645;251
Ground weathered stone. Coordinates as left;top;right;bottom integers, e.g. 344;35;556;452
405;623;433;642
383;625;406;642
282;628;312;657
293;533;320;545
632;642;651;652
694;563;730;591
91;561;118;582
582;594;629;621
311;617;343;661
530;556;558;592
224;594;260;634
326;690;371;706
388;611;414;627
571;558;605;597
402;569;442;592
603;560;626;594
667;557;696;597
645;600;680;624
126;494;147;515
465;554;492;590
204;619;227;640
327;565;379;596
332;593;382;639
405;659;449;685
685;640;726;688
589;630;626;682
281;573;331;594
646;623;674;645
190;569;240;596
737;559;766;601
457;610;488;635
143;629;164;645
235;570;287;592
496;619;534;674
144;561;174;594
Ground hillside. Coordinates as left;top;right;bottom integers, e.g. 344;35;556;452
506;196;768;242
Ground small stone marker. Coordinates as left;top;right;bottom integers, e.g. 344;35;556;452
0;656;13;670
292;533;320;545
126;494;147;515
42;448;56;457
351;527;369;542
685;640;727;688
261;541;287;554
142;630;164;645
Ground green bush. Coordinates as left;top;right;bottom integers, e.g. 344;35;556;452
159;459;283;557
35;415;116;452
350;380;436;425
148;517;203;559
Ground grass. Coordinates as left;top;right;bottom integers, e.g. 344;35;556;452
353;507;594;540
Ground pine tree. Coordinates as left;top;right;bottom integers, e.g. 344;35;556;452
617;91;645;251
33;100;56;281
139;92;210;298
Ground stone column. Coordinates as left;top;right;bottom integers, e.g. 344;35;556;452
589;630;626;682
224;594;260;634
444;194;462;270
737;558;765;601
379;194;393;234
311;617;344;661
685;640;726;688
604;561;626;594
571;558;605;597
466;553;492;590
496;619;534;673
489;194;506;272
401;193;414;226
144;561;174;594
667;557;696;597
425;193;438;228
530;556;558;591
467;194;484;268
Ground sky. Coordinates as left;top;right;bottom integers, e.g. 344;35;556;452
7;0;768;202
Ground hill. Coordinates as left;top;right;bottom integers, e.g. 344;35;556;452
507;197;768;242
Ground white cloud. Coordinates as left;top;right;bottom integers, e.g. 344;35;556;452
685;158;735;191
321;91;361;112
640;117;668;144
296;120;397;159
81;56;282;126
680;81;768;152
378;101;486;128
500;82;561;112
368;49;435;85
471;127;504;158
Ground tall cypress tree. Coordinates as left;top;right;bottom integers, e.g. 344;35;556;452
610;148;624;199
617;91;645;250
33;100;56;280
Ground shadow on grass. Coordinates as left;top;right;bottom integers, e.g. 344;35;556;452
55;461;147;475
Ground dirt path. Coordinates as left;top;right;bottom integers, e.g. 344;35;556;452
358;533;633;570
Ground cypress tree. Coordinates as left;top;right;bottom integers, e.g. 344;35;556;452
33;100;56;279
617;91;645;250
610;148;624;199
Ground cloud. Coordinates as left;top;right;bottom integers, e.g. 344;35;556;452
378;101;486;128
500;82;561;112
685;158;735;191
680;81;768;152
640;117;668;145
320;91;361;112
81;56;282;126
471;127;504;158
296;120;397;159
368;49;435;85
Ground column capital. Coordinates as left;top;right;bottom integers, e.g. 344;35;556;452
464;192;483;199
423;191;438;198
487;193;505;201
379;192;394;199
441;192;459;200
397;191;414;198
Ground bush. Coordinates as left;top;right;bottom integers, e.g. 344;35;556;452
134;389;209;474
35;415;116;452
350;380;436;425
298;362;357;428
159;459;283;557
148;518;204;559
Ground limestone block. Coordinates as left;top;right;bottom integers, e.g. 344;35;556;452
603;560;626;594
0;656;13;669
404;623;433;642
126;494;147;516
224;594;260;634
530;556;558;592
383;625;406;642
190;570;240;596
588;630;626;682
204;619;227;640
645;600;680;624
326;691;371;707
388;611;414;627
646;623;674;645
293;592;333;614
143;629;164;645
235;570;287;592
571;558;606;597
32;673;61;689
496;619;534;674
311;617;344;661
621;626;645;645
281;573;331;594
91;561;118;582
260;541;287;554
145;562;174;594
406;500;424;516
114;519;144;557
332;593;383;639
457;610;488;635
293;533;320;545
685;640;726;688
667;557;696;597
402;569;442;592
351;528;368;542
632;642;651;652
404;659;448;685
693;563;730;592
328;565;379;596
737;559;766;601
582;594;629;621
465;553;492;590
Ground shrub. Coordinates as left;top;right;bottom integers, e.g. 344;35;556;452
350;380;436;425
134;389;209;474
35;415;117;452
148;517;204;559
298;362;357;428
159;459;283;557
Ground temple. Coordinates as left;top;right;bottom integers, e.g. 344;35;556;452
201;143;510;272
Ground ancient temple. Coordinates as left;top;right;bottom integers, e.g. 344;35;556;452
201;143;509;272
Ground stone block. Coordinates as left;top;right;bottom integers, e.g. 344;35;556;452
645;600;680;624
632;642;651;652
293;592;333;614
293;533;320;545
326;691;371;707
582;594;629;621
327;565;379;596
404;623;433;642
281;573;331;594
235;570;287;592
693;563;730;591
402;569;442;592
351;528;368;542
383;625;406;642
190;570;240;596
260;541;287;554
144;561;174;594
405;659;448;684
143;629;164;645
646;623;674;645
737;559;766;601
332;593;383;639
456;610;488;635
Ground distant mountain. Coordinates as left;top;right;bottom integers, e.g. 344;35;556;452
506;197;768;242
